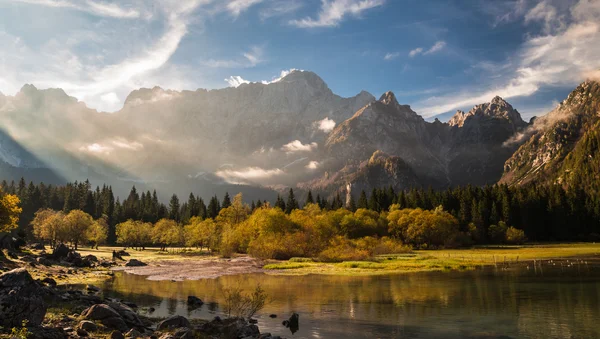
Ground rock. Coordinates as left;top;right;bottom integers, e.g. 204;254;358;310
199;317;259;339
78;320;98;332
20;254;36;262
85;254;98;262
106;301;144;328
117;250;130;256
148;307;155;313
76;328;89;337
30;243;45;250
125;259;147;267
125;328;143;338
28;326;68;339
249;318;258;324
109;330;125;339
41;277;57;286
123;301;138;309
52;243;70;260
81;304;128;332
173;327;194;339
283;313;299;334
157;315;191;330
36;256;52;266
86;284;100;292
187;295;203;307
0;268;47;327
269;314;277;318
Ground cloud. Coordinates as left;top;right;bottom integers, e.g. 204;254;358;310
225;75;251;87
202;46;265;69
260;0;303;20
408;47;423;57
8;0;144;19
315;117;336;132
227;0;264;17
384;52;400;61
225;68;302;87
408;41;445;58
290;0;384;28
100;92;120;106
215;166;284;184
79;143;112;154
424;41;446;55
281;140;318;153
416;0;600;117
112;138;143;150
306;160;320;169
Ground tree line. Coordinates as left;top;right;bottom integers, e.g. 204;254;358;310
2;177;600;249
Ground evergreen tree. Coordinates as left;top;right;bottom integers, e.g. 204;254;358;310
222;192;232;209
169;194;180;221
357;190;368;209
285;188;298;214
305;190;314;206
275;194;286;211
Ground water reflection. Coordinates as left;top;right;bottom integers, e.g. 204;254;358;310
100;265;600;338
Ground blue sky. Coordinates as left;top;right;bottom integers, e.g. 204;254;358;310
1;0;600;120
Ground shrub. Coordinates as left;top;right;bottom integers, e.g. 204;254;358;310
317;236;370;262
222;285;268;319
488;222;508;244
505;227;527;244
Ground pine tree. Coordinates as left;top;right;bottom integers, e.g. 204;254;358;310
222;192;232;209
305;190;314;206
285;188;298;213
275;194;286;211
357;190;368;209
169;194;180;221
348;194;357;212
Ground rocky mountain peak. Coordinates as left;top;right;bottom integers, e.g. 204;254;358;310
278;70;329;92
379;91;398;106
448;97;526;128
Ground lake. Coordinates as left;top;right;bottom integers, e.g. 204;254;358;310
99;262;600;338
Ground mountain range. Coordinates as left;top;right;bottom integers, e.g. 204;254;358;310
0;70;598;202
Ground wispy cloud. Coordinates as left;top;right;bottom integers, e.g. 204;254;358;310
8;0;144;19
408;47;423;57
203;46;265;69
227;0;264;17
384;52;400;60
225;75;251;87
260;0;303;20
409;41;446;57
290;0;384;28
215;166;284;184
416;0;600;117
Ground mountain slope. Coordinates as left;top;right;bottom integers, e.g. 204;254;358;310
500;80;600;188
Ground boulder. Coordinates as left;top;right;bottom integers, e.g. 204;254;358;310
41;277;57;286
117;250;130;257
52;244;70;260
85;254;98;262
0;268;47;327
187;295;203;307
283;313;299;334
28;326;68;339
86;284;100;292
36;256;52;266
125;328;143;338
199;317;259;339
125;259;147;267
82;304;128;332
78;320;98;332
30;243;46;250
157;315;191;330
109;330;125;339
76;328;89;337
106;301;144;328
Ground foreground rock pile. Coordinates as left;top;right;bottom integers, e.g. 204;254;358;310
0;265;285;339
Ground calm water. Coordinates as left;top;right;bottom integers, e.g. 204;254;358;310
99;264;600;338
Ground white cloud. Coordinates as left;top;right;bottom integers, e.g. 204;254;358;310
224;69;302;87
281;140;318;153
215;166;284;184
112;138;143;150
424;41;446;55
384;52;400;61
203;46;265;69
79;143;112;154
417;0;600;117
524;1;565;33
8;0;144;19
227;0;264;17
260;0;303;20
306;160;320;169
408;41;446;58
225;75;251;87
408;47;423;57
100;92;120;108
316;117;336;132
290;0;384;28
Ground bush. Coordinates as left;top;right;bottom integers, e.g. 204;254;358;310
317;236;370;262
488;222;508;244
222;285;268;319
505;227;527;244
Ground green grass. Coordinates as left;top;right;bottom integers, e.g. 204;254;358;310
263;243;600;276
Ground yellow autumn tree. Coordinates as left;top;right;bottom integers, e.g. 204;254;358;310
0;189;22;234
